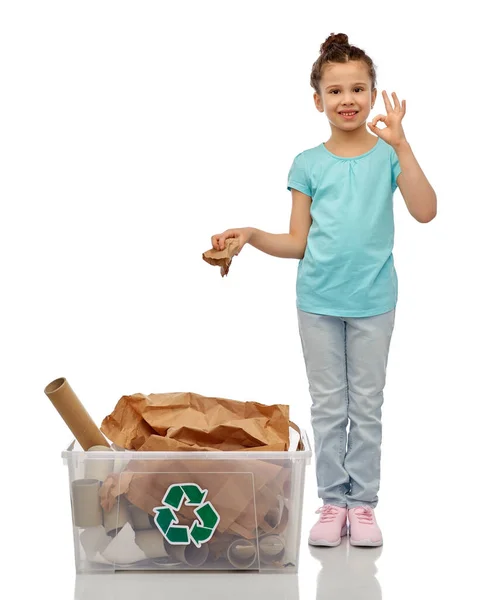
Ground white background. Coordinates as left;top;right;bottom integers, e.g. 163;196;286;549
1;1;503;598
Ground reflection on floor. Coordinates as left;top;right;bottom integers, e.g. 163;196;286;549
74;536;382;600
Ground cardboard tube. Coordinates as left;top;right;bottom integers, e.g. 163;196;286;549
135;530;170;559
130;505;153;531
103;498;130;535
227;538;257;569
72;479;103;528
44;377;110;450
169;543;209;567
258;534;285;564
85;446;114;482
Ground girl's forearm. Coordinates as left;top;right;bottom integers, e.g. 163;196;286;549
394;140;437;223
248;228;305;259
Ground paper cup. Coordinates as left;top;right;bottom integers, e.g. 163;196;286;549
72;479;103;528
227;538;257;569
84;446;114;482
135;530;170;559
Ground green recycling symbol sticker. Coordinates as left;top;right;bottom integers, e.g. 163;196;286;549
153;483;220;548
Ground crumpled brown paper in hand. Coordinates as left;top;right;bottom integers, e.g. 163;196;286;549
202;237;241;277
100;392;290;452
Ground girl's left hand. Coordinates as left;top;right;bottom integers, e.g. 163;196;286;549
368;91;407;148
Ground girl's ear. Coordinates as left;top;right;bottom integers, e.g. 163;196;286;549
313;92;324;113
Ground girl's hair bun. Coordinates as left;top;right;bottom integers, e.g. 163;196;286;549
311;32;376;95
320;32;349;54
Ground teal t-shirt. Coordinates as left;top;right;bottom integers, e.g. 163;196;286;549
287;136;402;317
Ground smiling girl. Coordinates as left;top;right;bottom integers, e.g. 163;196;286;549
211;32;436;548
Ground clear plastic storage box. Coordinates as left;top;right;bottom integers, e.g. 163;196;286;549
62;430;311;573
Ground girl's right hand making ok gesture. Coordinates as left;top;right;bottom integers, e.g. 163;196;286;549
211;227;253;255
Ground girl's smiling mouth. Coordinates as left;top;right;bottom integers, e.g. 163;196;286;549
339;111;358;119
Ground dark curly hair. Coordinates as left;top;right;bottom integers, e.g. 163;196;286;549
310;33;377;96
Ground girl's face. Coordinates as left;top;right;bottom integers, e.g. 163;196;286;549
314;60;377;131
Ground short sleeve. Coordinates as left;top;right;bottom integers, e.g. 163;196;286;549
390;147;402;193
287;152;312;197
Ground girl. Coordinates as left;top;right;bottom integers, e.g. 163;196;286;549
211;33;436;548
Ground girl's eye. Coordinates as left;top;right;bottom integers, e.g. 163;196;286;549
330;88;363;94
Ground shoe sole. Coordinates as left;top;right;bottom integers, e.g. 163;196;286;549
349;538;383;547
308;525;347;547
347;525;383;547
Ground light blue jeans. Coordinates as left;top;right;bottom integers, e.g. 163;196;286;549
297;308;395;509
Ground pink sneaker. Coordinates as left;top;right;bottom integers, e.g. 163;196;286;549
348;506;383;547
308;504;348;547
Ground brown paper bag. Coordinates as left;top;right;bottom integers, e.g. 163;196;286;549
202;237;241;277
99;391;295;540
101;392;291;452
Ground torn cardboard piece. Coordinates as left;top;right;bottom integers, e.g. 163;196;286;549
101;522;148;564
202;237;241;277
100;392;291;452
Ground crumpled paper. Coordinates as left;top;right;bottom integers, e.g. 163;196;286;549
99;391;298;541
100;391;290;452
99;456;291;540
202;237;241;276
